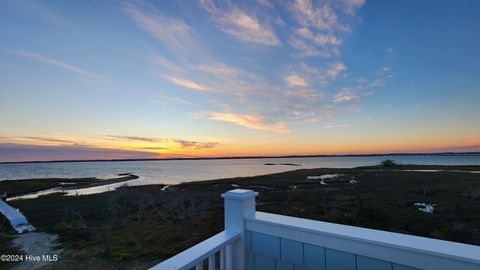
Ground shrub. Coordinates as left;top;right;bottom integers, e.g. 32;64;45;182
380;159;397;167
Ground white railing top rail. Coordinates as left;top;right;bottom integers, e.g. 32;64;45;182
246;211;480;270
150;230;240;270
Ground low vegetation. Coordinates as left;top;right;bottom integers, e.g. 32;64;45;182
380;159;397;167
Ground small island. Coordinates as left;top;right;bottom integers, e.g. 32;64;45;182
264;163;302;166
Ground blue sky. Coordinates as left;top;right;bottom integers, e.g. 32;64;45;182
0;0;479;162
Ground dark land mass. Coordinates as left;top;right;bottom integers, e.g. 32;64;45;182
264;163;301;166
1;152;479;165
1;164;480;269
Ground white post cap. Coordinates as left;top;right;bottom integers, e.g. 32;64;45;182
221;189;258;200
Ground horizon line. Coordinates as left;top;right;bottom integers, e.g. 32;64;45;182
1;151;480;165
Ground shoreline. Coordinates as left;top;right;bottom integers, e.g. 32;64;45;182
1;152;479;165
0;173;139;200
2;164;480;200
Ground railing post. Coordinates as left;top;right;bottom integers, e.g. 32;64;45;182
221;189;258;270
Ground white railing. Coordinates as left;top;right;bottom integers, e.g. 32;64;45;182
150;230;240;270
246;211;480;270
150;189;480;270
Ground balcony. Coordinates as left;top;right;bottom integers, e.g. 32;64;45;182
151;189;480;270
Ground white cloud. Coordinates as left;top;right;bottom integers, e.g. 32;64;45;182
323;123;349;128
295;27;342;46
290;29;342;57
341;0;366;14
296;27;313;39
125;1;380;133
207;112;290;133
165;76;208;91
200;0;280;46
289;37;325;57
291;0;338;30
334;88;360;103
225;9;280;45
151;95;192;105
12;50;112;85
285;87;321;102
327;62;347;79
198;63;240;78
123;1;201;58
286;62;346;87
285;74;308;87
313;33;342;46
288;0;363;58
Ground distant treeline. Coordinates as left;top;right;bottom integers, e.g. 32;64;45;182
1;152;479;165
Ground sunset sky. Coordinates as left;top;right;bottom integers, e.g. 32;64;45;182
1;0;479;162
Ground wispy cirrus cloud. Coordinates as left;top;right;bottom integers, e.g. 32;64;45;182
141;146;170;150
354;66;393;90
200;0;280;46
122;1;205;60
164;75;208;92
291;0;338;30
2;134;220;153
11;50;112;85
295;28;342;46
122;0;387;134
0;135;91;148
283;61;346;89
106;135;164;143
198;63;241;78
288;0;364;57
106;135;219;149
285;74;308;87
150;95;192;105
342;0;366;15
327;62;347;80
334;88;360;103
23;136;76;144
206;112;290;133
278;63;386;124
174;140;219;149
323;123;349;128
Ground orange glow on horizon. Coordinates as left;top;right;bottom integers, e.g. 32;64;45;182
1;134;479;162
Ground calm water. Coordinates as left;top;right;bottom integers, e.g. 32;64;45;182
1;155;480;185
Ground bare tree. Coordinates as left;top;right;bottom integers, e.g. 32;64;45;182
150;193;210;238
135;196;148;224
63;206;88;230
63;204;110;256
106;191;123;230
97;226;110;256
